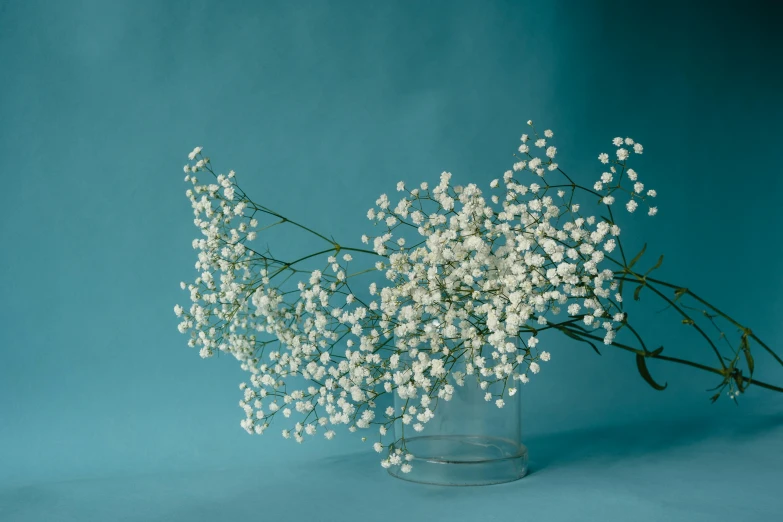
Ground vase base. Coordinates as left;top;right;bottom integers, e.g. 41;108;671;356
386;435;528;486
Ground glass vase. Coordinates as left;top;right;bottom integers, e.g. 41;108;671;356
387;365;528;486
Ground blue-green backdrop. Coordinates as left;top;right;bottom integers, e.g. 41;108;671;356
1;1;782;520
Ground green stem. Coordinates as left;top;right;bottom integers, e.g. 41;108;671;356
557;325;783;393
643;276;783;368
614;274;726;370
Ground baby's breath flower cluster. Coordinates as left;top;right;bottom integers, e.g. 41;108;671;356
175;123;783;473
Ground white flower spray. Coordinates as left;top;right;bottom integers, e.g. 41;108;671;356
175;124;782;472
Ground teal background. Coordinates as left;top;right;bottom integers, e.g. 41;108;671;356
1;0;782;520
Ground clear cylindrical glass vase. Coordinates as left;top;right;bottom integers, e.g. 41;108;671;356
387;367;528;486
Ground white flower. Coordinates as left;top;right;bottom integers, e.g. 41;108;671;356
495;399;505;408
544;129;553;138
647;189;657;197
529;362;540;374
612;137;623;146
373;442;383;453
616;148;629;161
400;463;412;473
633;182;644;194
627;169;638;181
540;351;551;362
535;138;546;148
188;146;202;160
396;181;405;192
603;195;615;205
598;153;609;164
633;143;643;154
626;199;638;213
529;158;541;171
648;206;658;216
546;146;557;159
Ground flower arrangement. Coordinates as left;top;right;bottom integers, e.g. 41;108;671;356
175;122;782;474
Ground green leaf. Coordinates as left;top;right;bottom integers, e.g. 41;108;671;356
673;287;688;303
650;346;664;357
583;339;602;356
563;329;601;355
741;334;754;375
645;255;664;276
734;371;746;393
635;353;667;391
744;351;755;375
633;283;645;301
628;243;647;269
710;392;721;403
